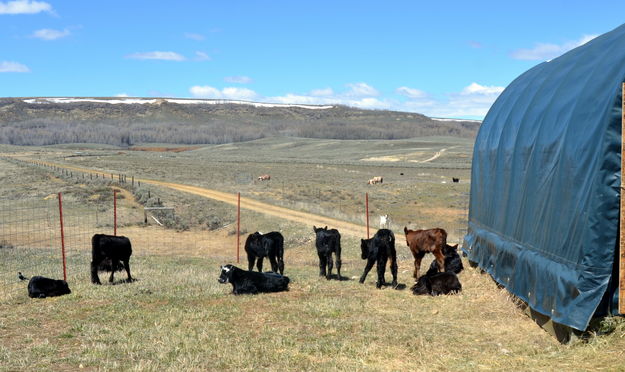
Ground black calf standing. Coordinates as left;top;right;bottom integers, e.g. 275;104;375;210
91;234;133;285
313;226;342;280
28;276;71;298
218;264;290;295
244;231;285;274
359;229;398;289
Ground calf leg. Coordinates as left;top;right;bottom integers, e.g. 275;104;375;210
359;258;376;284
109;268;115;283
376;257;388;288
277;257;285;275
318;254;327;277
256;257;264;272
326;253;333;280
433;248;445;273
413;252;425;279
123;258;132;282
90;261;101;285
335;249;342;279
269;255;279;273
247;255;255;272
389;255;398;288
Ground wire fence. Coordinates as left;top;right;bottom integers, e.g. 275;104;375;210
0;157;471;301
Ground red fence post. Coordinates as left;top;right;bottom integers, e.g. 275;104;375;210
366;192;370;239
58;192;67;281
113;189;117;236
237;192;241;263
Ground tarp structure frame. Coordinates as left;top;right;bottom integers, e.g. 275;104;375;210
620;82;625;315
464;23;625;332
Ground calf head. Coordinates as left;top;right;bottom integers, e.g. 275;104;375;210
403;226;412;246
52;280;72;297
443;243;459;256
218;264;235;284
313;225;328;234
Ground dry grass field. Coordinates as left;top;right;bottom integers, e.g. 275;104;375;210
1;137;625;371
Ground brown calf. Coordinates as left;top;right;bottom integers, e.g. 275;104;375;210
403;227;447;279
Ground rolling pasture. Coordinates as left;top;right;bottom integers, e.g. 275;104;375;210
1;137;624;371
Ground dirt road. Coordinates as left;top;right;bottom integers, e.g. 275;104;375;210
24;158;369;238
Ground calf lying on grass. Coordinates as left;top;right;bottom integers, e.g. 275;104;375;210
411;272;461;296
425;243;464;276
28;276;71;298
218;264;290;295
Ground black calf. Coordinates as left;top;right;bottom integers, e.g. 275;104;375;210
28;276;71;298
359;229;398;289
313;226;342;280
218;264;290;295
425;243;464;276
411;272;462;296
91;234;133;285
244;231;285;275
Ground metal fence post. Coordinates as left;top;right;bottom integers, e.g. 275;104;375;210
58;192;67;281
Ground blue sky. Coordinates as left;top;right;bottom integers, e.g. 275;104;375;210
1;0;624;119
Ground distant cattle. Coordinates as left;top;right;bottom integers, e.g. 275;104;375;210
403;227;447;280
379;214;390;229
411;272;462;296
359;229;398;289
218;264;290;295
28;276;71;298
91;234;133;285
425;243;464;276
367;176;383;185
244;231;285;275
257;174;271;181
452;177;459;183
313;226;342;280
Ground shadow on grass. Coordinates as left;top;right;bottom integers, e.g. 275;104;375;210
324;274;353;281
111;278;137;285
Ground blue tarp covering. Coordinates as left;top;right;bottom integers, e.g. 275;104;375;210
464;23;625;331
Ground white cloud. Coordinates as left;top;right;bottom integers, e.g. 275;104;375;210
115;93;129;97
185;32;205;41
399;82;504;119
190;85;259;100
510;34;598;61
0;60;30;72
194;51;211;61
396;86;428;99
32;28;70;40
0;0;51;14
461;82;504;95
310;88;334;96
187;81;502;119
224;76;252;84
345;82;379;97
126;51;186;61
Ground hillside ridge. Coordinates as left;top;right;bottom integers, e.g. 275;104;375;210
0;97;481;146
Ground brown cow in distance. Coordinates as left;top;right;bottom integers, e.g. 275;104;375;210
403;227;447;280
257;174;271;181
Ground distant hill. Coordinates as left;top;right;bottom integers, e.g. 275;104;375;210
0;97;481;146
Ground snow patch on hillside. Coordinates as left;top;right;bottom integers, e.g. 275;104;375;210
21;97;335;110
